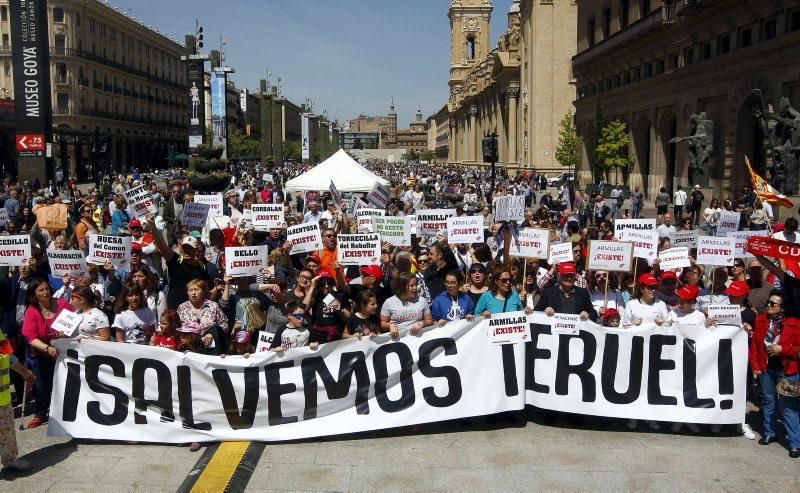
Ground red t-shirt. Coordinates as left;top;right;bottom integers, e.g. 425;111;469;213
152;334;181;350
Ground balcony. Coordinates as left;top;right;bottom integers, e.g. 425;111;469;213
78;77;89;86
573;7;666;67
51;47;185;90
675;0;718;17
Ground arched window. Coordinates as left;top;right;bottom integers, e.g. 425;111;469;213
53;7;65;23
466;37;476;60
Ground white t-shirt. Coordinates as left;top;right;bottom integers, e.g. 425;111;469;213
667;308;706;326
380;295;430;329
278;326;310;349
75;308;110;339
773;231;798;243
112;308;157;344
674;190;687;206
622;299;669;326
704;207;720;226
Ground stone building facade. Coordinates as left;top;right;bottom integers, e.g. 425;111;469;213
573;0;800;198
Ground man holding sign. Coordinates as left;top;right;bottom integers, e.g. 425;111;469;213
534;263;598;322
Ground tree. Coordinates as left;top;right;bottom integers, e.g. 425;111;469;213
590;102;606;184
282;140;302;162
352;137;363;150
365;137;377;149
594;119;635;185
402;149;419;162
555;111;580;174
227;128;261;160
418;149;435;162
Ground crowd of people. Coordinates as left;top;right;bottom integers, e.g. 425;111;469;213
0;159;799;473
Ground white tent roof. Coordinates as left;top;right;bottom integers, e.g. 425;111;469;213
284;149;390;193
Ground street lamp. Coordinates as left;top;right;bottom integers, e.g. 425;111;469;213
482;133;499;211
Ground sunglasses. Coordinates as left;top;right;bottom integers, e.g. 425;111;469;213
767;301;783;307
498;277;511;283
324;234;336;238
290;312;305;320
418;258;430;263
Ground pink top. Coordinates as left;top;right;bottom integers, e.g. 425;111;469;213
22;298;74;345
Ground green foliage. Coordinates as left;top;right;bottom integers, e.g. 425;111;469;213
591;102;606;183
402;149;420;162
282;140;302;161
227;128;261;159
418;149;435;162
352;137;363;150
555;111;580;172
594;119;635;184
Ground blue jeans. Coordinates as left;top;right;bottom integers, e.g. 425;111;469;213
28;354;55;419
759;367;783;439
782;373;800;448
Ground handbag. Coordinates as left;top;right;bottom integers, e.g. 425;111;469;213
776;377;800;398
243;298;267;332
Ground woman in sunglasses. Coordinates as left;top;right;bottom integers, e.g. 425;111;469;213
587;270;626;316
474;266;531;318
465;262;489;306
269;300;318;351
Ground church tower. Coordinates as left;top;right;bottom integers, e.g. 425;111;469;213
448;0;493;108
387;97;398;145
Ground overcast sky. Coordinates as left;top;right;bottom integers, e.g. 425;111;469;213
111;0;514;126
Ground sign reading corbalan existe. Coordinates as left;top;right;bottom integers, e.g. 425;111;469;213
447;216;483;244
337;234;381;266
614;219;656;241
509;228;550;259
415;209;457;236
372;216;411;246
182;202;211;229
0;235;31;267
87;234;132;267
123;185;158;218
486;311;531;345
225;246;267;277
586;240;634;272
48;314;747;443
47;250;89;279
696;237;735;266
251;204;285;231
285;223;322;255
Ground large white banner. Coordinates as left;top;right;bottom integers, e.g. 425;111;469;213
48;316;747;443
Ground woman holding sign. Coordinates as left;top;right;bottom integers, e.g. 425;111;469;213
21;279;74;428
475;266;530;317
380;273;433;339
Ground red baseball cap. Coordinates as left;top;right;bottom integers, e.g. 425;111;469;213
360;265;384;281
131;242;143;252
676;284;701;302
557;262;577;275
128;218;142;228
602;308;620;320
659;271;678;281
724;280;750;298
637;273;659;286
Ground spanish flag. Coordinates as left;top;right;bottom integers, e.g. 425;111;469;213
746;156;794;208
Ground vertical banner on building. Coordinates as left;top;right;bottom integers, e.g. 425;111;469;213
9;0;53;182
211;71;227;154
186;58;206;151
301;113;311;161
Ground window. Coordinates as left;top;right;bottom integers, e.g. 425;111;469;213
791;10;800;32
737;27;752;48
701;41;711;59
466;37;476;59
53;7;64;23
762;18;777;40
655;59;665;74
602;8;611;38
624;71;631;84
1;34;8;47
643;62;653;78
588;17;596;46
684;47;694;65
641;0;651;16
620;0;630;28
670;52;679;68
76;12;80;26
4;62;10;76
0;6;7;22
56;93;69;114
56;63;67;83
54;35;66;55
715;34;730;54
89;18;96;32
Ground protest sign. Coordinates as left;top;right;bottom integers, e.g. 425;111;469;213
254;330;276;353
510;228;550;259
262;173;274;183
194;194;224;217
366;181;391;209
0;235;31;267
182;202;211;229
658;247;691;270
416;209;457;236
696;236;735;266
548;242;574;265
447;216;483;244
356;208;385;233
486;311;531;345
746;235;799;261
251;204;285;230
47;250;89;279
87;234;132;267
51;310;83;338
716;210;740;236
551;313;579;335
49;314;747;443
123;184;158;218
586;241;634;272
726;231;760;258
493;195;525;223
372;216;411;246
329;180;343;207
225;246;267;277
614;219;656;241
407;214;417;235
337;234;381;266
239;209;253;230
34;204;68;231
672;229;698;248
0;208;7;227
625;229;658;261
285;223;322;255
708;305;743;326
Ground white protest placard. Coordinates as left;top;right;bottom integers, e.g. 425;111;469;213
194;193;224;217
626;229;659;261
123;184;158;218
356;208;385;233
447;216;483;244
407;214;417;235
329;181;343;207
726;231;761;258
696;236;735;266
286;223;322;255
366;181;391;209
251;204;285;231
672;230;698;248
372;216;411;246
87;234;132;267
658;247;691;270
254;330;276;353
262;173;274;183
716;211;741;236
416;209;457;236
239;209;253;230
551;313;580;335
510;228;551;259
493;195;525;223
51;310;83;338
707;305;743;326
337;233;381;266
486;311;531;345
225;245;267;277
0;208;8;227
182;202;211;229
586;240;634;272
0;235;31;267
614;219;656;241
47;250;89;279
548;242;574;265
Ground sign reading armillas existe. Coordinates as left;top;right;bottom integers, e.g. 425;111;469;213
9;0;53;182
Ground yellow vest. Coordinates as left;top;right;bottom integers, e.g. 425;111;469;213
0;333;10;408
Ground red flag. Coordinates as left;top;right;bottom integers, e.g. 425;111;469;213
746;156;794;207
746;235;800;260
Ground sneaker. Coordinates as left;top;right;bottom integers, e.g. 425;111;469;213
26;416;44;429
741;423;756;440
648;420;661;430
627;419;638;429
189;442;202;452
686;423;701;433
2;458;31;472
670;422;683;433
710;424;721;434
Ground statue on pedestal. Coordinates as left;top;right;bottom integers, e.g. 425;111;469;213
669;112;714;187
754;96;800;195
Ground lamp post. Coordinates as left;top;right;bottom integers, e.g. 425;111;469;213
482;132;499;211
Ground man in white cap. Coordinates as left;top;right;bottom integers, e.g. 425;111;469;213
146;214;209;307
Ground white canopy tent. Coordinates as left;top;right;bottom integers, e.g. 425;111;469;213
284;149;389;193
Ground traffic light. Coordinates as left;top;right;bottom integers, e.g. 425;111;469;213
482;134;498;163
195;21;204;51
